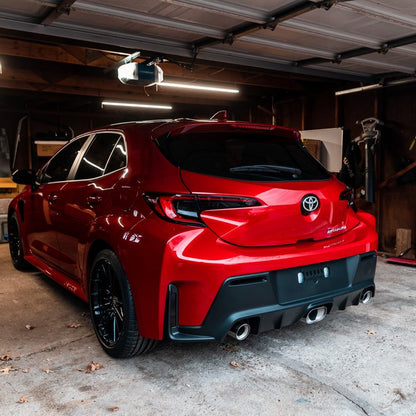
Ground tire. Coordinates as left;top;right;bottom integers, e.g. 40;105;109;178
8;213;32;271
89;249;157;358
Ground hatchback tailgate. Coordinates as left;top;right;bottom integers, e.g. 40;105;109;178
181;172;360;247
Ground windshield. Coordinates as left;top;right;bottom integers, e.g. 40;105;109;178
156;130;330;182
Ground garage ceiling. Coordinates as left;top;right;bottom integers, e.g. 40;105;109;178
0;0;415;105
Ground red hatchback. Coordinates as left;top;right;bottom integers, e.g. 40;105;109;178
8;116;377;357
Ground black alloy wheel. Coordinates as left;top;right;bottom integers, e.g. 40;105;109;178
89;249;156;358
8;213;31;271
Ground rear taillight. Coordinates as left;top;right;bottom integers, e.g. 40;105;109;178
339;188;357;212
143;193;261;226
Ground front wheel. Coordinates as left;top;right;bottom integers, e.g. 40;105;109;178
89;249;156;357
8;213;32;271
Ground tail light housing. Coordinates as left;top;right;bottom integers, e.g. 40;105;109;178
143;193;261;226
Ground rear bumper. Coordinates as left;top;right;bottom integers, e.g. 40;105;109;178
167;251;377;341
124;212;377;340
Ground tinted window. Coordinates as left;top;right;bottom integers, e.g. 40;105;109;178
75;133;122;180
39;136;88;184
105;137;126;174
157;131;330;181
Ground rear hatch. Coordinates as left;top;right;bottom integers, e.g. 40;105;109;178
155;123;359;247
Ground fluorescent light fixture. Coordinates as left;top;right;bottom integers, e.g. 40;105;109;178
102;101;172;110
335;83;382;96
158;82;239;94
336;77;416;96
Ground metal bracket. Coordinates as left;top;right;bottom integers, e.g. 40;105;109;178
379;43;390;54
264;17;278;31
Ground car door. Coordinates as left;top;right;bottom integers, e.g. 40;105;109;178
52;132;127;282
25;135;89;267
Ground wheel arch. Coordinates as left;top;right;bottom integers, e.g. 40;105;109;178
8;207;16;222
86;240;114;287
87;239;113;267
7;204;33;271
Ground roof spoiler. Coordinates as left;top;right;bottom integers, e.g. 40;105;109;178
210;110;228;121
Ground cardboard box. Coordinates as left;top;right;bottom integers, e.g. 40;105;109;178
35;140;67;157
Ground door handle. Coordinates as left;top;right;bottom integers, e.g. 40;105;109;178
87;194;103;207
48;193;58;204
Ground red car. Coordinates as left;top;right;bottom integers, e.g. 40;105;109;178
8;115;377;357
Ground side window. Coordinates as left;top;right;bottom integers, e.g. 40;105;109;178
105;137;127;174
39;136;88;184
75;133;123;180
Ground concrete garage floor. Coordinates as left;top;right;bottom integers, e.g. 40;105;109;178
0;243;415;416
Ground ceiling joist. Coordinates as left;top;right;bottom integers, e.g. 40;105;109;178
192;0;347;54
295;31;416;80
41;0;78;26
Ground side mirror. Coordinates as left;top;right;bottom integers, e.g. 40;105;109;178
12;169;35;185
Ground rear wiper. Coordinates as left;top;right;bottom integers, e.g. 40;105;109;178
230;164;302;177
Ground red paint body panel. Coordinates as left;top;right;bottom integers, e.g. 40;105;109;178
182;172;360;246
8;119;378;341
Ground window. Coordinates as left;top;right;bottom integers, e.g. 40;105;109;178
157;131;330;182
39;136;88;184
75;133;125;180
105;137;127;175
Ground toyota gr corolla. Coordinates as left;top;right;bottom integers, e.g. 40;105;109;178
8;116;377;357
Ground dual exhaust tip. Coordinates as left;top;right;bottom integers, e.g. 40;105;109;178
228;288;373;339
228;322;251;341
305;288;373;325
227;310;328;339
305;306;327;325
360;289;373;305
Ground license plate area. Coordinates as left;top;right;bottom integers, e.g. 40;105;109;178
273;258;349;304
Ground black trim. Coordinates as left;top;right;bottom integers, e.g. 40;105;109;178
17;200;25;222
167;283;215;341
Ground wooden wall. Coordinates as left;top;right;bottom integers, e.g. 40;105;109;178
273;84;416;254
378;87;416;253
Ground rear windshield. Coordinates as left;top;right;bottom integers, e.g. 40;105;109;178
156;131;330;181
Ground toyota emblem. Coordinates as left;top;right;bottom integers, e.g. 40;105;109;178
301;194;320;215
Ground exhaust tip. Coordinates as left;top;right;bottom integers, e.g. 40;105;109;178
360;289;373;305
305;306;327;325
228;322;251;341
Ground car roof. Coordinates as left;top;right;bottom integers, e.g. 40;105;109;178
73;118;301;143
